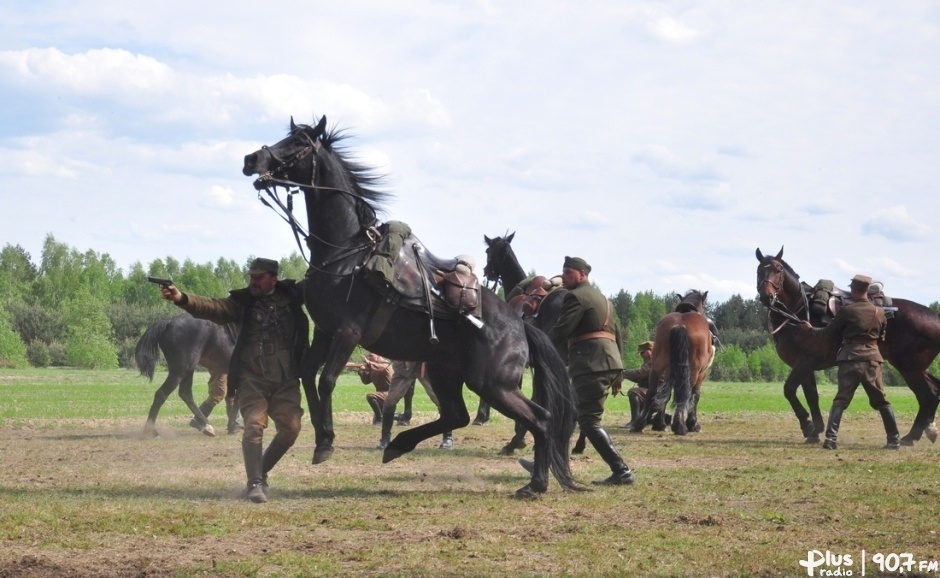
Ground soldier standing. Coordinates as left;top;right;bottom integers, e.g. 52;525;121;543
161;258;309;502
548;256;634;485
801;274;898;450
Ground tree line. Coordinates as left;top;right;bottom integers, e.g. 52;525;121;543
2;234;937;385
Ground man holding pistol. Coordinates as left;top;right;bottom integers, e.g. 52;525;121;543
159;258;309;502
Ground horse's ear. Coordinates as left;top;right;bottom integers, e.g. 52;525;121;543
755;248;764;262
290;116;297;131
674;292;682;301
702;291;708;302
507;232;515;243
775;246;784;260
313;115;327;137
484;235;492;245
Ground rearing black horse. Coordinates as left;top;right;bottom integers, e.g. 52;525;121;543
243;117;581;497
756;247;940;445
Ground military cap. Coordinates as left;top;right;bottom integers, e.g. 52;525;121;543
850;274;872;287
637;340;654;353
248;257;279;276
563;256;591;274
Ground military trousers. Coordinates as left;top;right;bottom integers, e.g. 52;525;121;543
833;360;889;411
204;369;228;407
573;369;621;431
237;368;303;448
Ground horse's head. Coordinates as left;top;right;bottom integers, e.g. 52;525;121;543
755;246;789;306
483;232;515;284
243;116;327;190
675;289;707;314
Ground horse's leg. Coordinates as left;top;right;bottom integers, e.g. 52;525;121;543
144;371;182;437
311;330;359;464
473;399;490;425
498;376;528;455
897;369;937;445
378;374;413;450
782;362;820;443
179;371;214;437
631;370;660;433
300;331;329;460
383;370;469;460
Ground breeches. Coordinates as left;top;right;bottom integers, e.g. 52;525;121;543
367;391;389;404
627;386;647;404
833;361;889;410
573;370;620;430
384;374;438;411
238;372;303;447
205;370;228;406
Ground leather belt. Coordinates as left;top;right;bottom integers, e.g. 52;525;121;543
568;331;617;347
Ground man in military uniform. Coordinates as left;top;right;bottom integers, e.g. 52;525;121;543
548;256;634;485
622;340;656;429
801;274;898;450
160;258;309;502
357;353;393;425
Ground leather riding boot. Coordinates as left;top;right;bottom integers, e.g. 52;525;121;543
625;392;640;428
367;397;384;425
242;440;267;503
585;427;634;485
378;410;394;449
225;399;243;434
879;406;901;450
823;405;843;450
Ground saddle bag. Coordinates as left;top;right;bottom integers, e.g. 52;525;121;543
440;269;480;313
363;220;412;290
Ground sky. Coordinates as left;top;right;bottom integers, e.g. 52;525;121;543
2;1;939;305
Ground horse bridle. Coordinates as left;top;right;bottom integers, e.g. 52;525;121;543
254;129;379;274
758;260;809;328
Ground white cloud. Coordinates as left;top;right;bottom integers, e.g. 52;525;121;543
861;205;931;241
646;12;700;43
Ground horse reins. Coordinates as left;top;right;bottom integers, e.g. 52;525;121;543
254;130;379;276
759;262;811;333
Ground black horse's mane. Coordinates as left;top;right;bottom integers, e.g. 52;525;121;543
298;122;392;215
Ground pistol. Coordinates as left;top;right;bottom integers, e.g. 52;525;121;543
147;276;174;288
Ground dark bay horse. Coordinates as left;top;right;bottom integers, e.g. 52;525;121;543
242;117;581;498
631;290;715;435
755;247;940;445
136;313;239;437
480;232;568;454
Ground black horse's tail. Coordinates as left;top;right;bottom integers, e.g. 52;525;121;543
667;325;692;435
524;323;583;491
135;318;171;382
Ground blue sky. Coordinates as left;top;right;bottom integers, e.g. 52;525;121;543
2;2;938;304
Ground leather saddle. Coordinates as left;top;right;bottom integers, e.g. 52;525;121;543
508;275;562;317
361;221;482;319
805;279;894;323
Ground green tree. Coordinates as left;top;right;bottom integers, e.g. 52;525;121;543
0;244;39;305
0;306;28;368
63;288;118;369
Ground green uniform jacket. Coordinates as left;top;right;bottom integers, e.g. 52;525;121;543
550;280;623;377
812;299;886;362
175;280;309;393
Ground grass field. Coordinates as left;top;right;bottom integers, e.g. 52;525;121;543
1;368;938;577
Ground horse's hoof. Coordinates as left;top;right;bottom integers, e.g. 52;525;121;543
691;424;702;433
926;423;938;443
382;448;404;463
514;484;542;500
497;445;515;456
899;436;916;447
804;435;820;444
312;446;334;464
201;424;216;437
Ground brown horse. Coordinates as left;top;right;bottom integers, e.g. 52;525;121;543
755;247;940;445
631;290;715;435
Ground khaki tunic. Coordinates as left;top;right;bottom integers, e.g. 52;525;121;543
549;280;623;428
